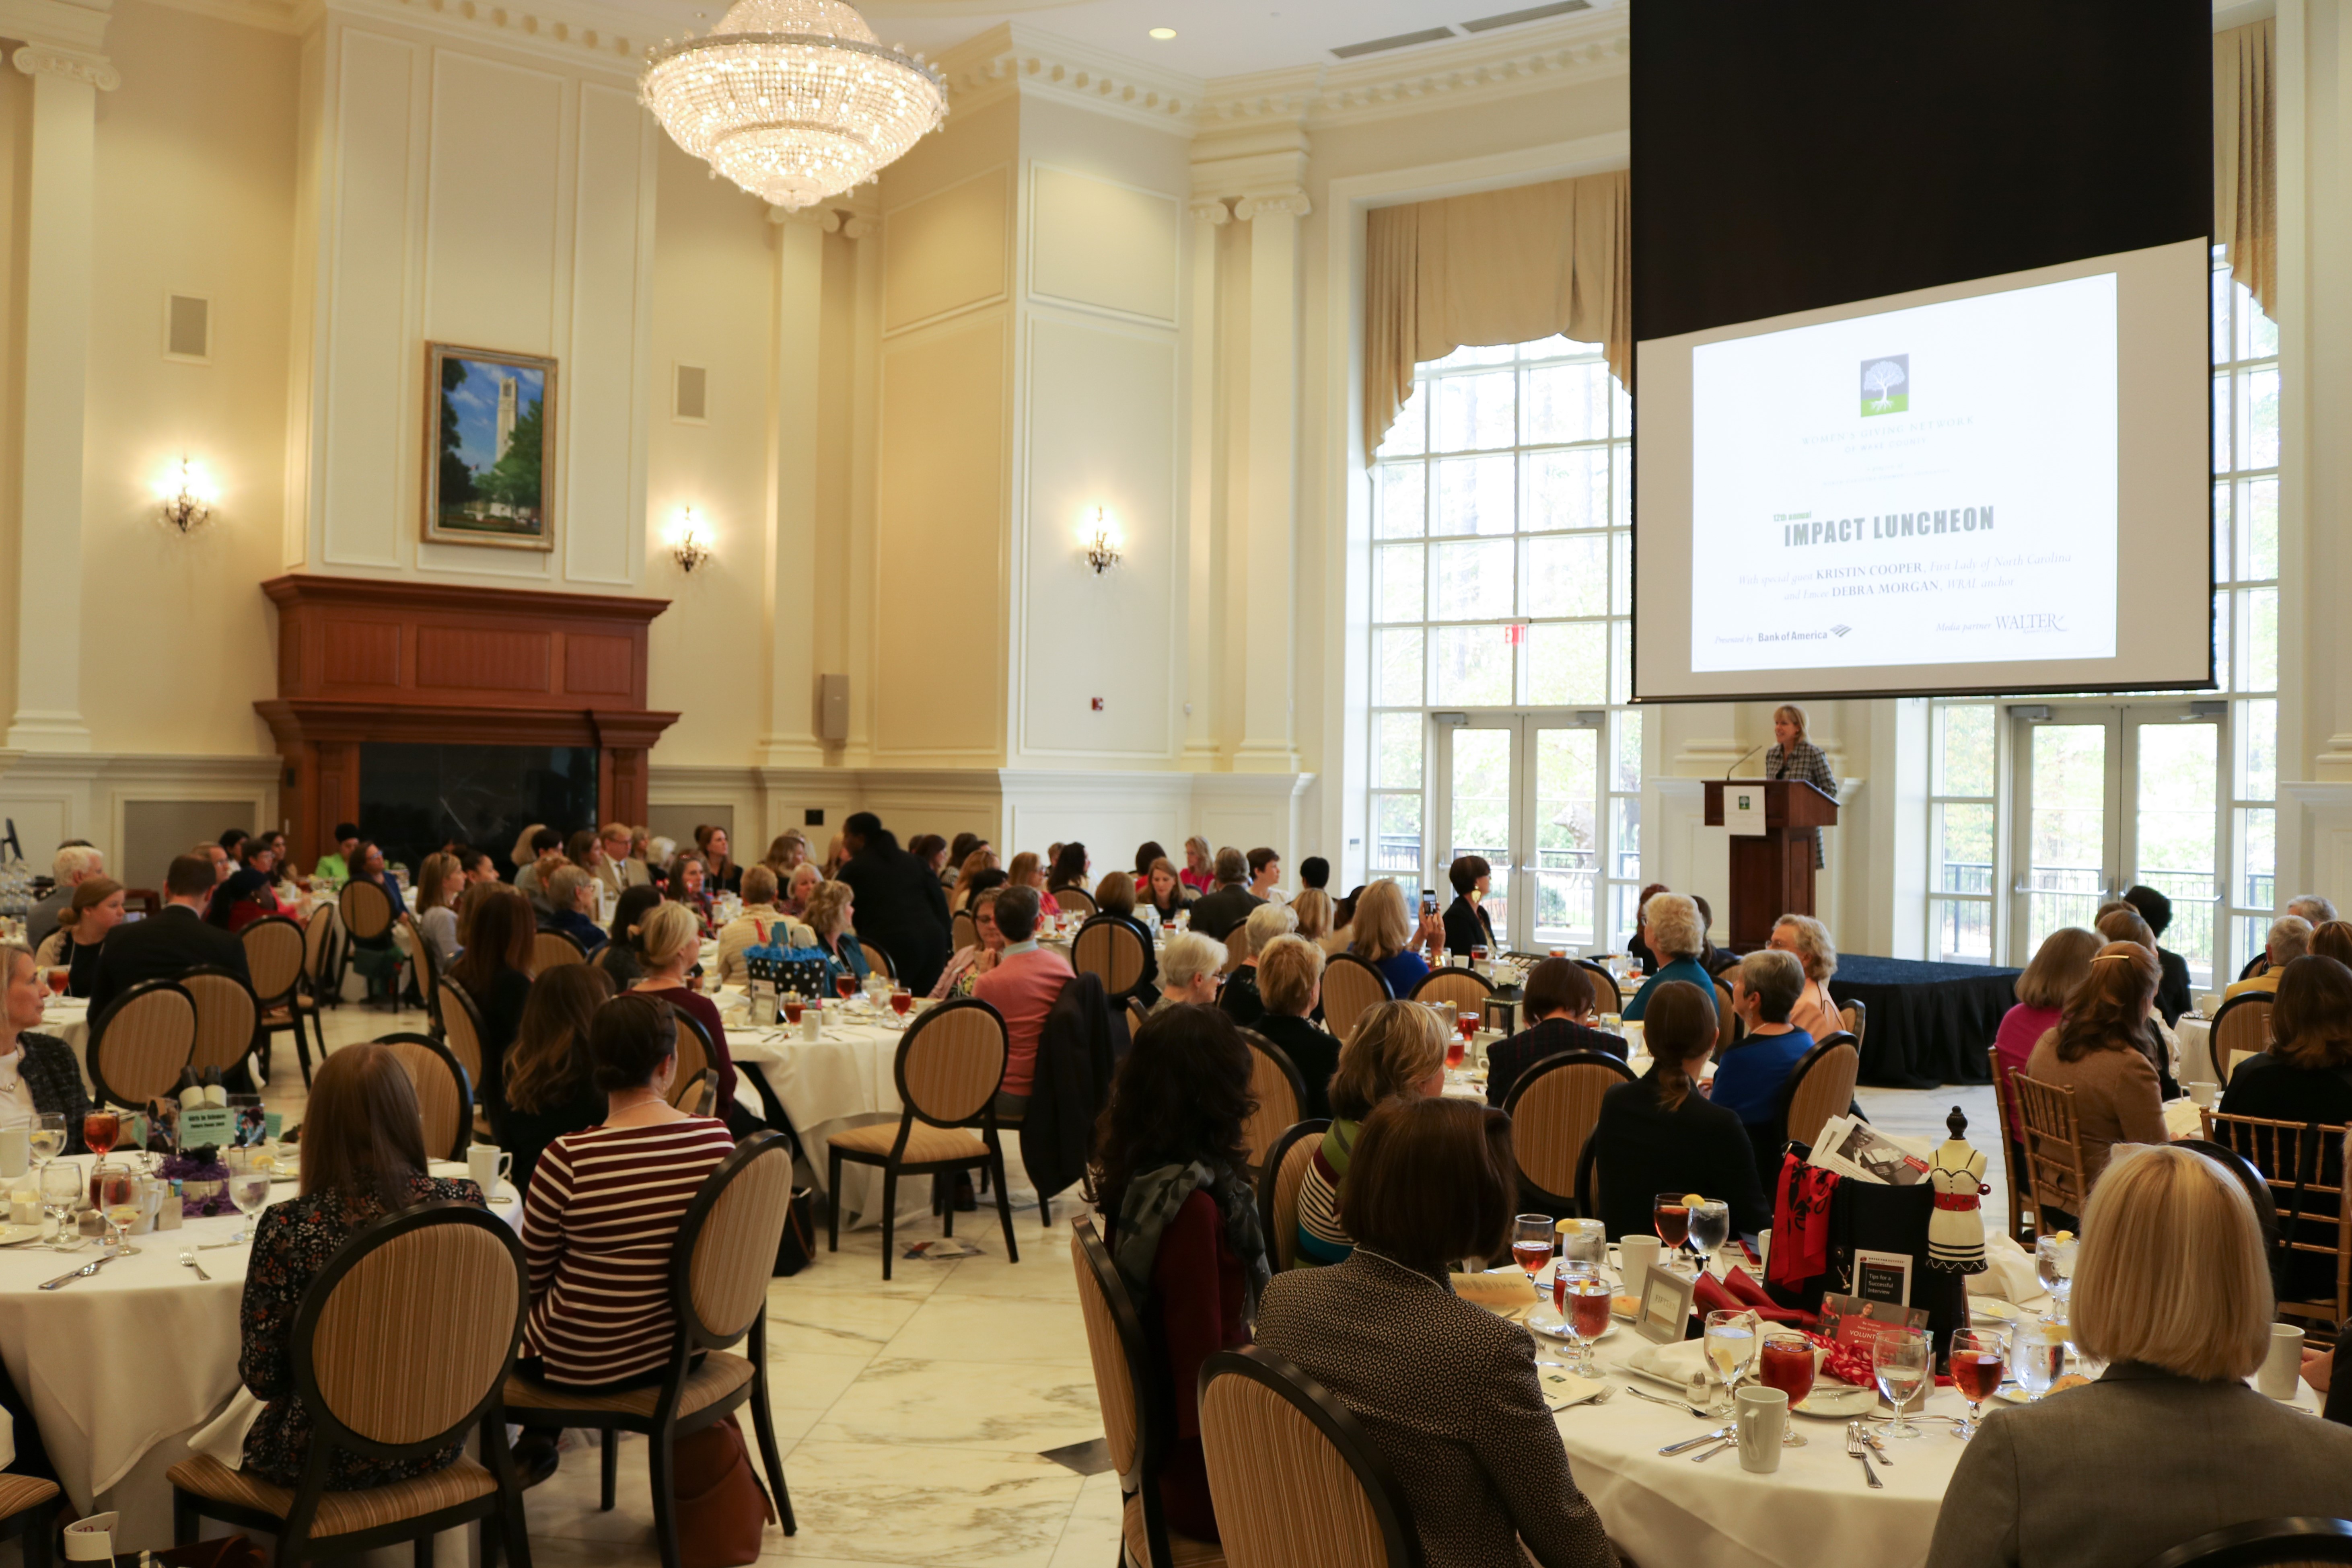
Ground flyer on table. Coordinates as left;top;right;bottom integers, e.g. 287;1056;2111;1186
1687;271;2119;673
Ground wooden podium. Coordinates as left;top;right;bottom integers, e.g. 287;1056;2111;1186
1702;778;1840;950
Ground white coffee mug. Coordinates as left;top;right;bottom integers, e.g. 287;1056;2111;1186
0;1125;27;1180
467;1145;514;1197
1736;1386;1787;1473
2258;1322;2305;1399
1618;1235;1661;1299
2186;1080;2219;1109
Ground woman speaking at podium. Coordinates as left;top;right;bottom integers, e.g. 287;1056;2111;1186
1763;704;1837;869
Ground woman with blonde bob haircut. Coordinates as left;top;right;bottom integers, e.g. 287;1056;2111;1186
1346;879;1441;998
1767;913;1840;1037
1927;1145;2352;1568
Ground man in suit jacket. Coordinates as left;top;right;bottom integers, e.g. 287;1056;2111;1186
88;854;251;1013
594;822;651;904
1183;847;1264;942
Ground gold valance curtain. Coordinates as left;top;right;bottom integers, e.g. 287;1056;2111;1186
2214;17;2275;317
1363;169;1629;463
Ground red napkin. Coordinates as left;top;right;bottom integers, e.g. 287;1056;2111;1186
1720;1266;1818;1327
1691;1268;1814;1326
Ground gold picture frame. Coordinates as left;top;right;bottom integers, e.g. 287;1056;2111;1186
422;342;557;551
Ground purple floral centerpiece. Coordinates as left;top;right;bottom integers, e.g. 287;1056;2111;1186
161;1146;233;1217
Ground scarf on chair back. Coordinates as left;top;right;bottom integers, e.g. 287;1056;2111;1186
1112;1161;1272;1324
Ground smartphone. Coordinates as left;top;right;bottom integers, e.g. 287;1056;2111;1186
1420;888;1438;918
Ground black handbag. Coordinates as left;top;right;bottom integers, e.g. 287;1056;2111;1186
773;1185;818;1276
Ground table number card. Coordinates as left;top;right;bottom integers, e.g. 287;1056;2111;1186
180;1106;235;1150
1636;1266;1697;1343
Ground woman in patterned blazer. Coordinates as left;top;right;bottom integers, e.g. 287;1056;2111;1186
1763;703;1837;870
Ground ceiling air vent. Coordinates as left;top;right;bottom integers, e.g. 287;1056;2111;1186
1460;0;1590;32
1331;25;1457;59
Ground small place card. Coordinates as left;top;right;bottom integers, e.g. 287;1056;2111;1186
180;1106;235;1149
1636;1266;1698;1343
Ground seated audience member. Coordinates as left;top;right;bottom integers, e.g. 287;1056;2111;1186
1926;1145;2352;1568
1290;888;1334;949
451;889;537;1126
716;865;814;985
1485;957;1626;1108
1180;836;1216;896
1252;937;1336;1118
597;822;651;902
540;865;609;956
1084;1005;1268;1545
1348;880;1442;999
1624;893;1716;1022
930;885;1007;999
629;901;741;1124
239;1044;487;1488
820;832;848;880
763;830;812;883
410;851;463;969
2218;954;2352;1303
1218;902;1297;1030
1152;930;1225;1011
1139;857;1187;926
1294;1000;1446;1268
1047;841;1091;901
908;833;951;888
564;828;605;884
1298;855;1330;895
512;828;566;916
1323;886;1365;957
519;994;737;1396
783;863;821;920
35;877;125;998
1185;848;1264;942
1712;949;1819;1132
342;841;410;1004
1130;841;1167;884
693;824;743;896
1007;852;1060;918
1090;870;1161;1002
1246;847;1284;905
89;854;250;1011
1441;855;1497;959
1592;980;1771;1243
2311;918;2352;970
0;942;93;1150
1255;1095;1620;1568
2227;915;2312;998
1767;913;1840;1037
2122;884;2196;1024
594;885;665;989
2025;943;2171;1202
2096;903;2181;1095
972;886;1076;1119
802;880;870;988
1624;882;1671;976
663;851;717;937
499;964;615;1195
206;840;288;933
1994;926;2102;1124
1691;896;1741;979
2238;894;2338;980
311;824;358;886
948;849;1000;914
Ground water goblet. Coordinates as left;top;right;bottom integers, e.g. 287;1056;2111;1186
1703;1309;1758;1418
1871;1326;1932;1439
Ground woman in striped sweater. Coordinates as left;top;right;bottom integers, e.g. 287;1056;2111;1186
1292;1000;1447;1268
518;993;736;1393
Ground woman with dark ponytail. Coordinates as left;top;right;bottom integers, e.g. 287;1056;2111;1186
1589;979;1771;1243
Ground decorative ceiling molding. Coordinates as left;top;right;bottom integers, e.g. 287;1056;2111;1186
0;0;110;56
145;0;654;71
932;21;1202;137
1198;11;1626;129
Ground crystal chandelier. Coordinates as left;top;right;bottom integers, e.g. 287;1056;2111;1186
641;0;947;212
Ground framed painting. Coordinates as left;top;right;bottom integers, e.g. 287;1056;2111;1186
423;343;557;551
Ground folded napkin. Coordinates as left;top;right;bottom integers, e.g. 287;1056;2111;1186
1535;1367;1609;1411
1716;1265;1817;1326
2162;1097;2205;1139
186;1387;265;1472
1967;1233;2044;1302
1452;1268;1542;1321
1623;1335;1712;1386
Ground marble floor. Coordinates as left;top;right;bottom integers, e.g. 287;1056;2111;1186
288;1001;2001;1567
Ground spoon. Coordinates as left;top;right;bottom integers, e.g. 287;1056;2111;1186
1618;1381;1711;1417
179;1249;211;1282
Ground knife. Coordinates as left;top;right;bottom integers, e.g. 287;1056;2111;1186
1657;1426;1734;1455
39;1249;121;1289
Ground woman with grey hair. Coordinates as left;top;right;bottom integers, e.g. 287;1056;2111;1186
1154;930;1226;1011
1218;901;1298;1030
1623;893;1716;1022
1770;912;1840;1038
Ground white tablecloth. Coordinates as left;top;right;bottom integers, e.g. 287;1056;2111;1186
2177;1016;2224;1087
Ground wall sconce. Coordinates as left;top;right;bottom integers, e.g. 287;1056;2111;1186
1082;506;1121;575
158;455;216;533
669;506;713;573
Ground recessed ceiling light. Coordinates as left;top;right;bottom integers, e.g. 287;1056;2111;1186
1148;26;1176;39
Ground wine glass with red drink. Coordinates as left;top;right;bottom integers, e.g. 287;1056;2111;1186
1756;1330;1817;1446
889;986;912;1025
835;972;859;1002
1556;1264;1613;1374
783;995;804;1025
1653;1192;1691;1270
83;1110;119;1160
1949;1327;2007;1439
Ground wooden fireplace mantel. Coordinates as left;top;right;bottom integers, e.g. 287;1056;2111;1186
253;574;680;864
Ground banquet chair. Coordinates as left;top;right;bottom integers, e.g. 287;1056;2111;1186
2209;991;2276;1087
1838;998;1867;1053
0;1473;59;1568
1222;927;1251;976
670;1011;714;1110
1409;966;1492;1016
1772;1035;1862;1154
505;1134;798;1568
434;979;493;1137
1128;998;1152;1037
1069;1215;1226;1568
2142;1517;2352;1568
301;902;342;1017
406;915;446;1039
1506;1050;1636;1216
242;913;319;1087
1238;1031;1309;1175
2173;1137;2286;1260
1073;916;1152;1003
951;910;979;951
1712;978;1741;1057
1056;886;1098;919
1319;955;1393;1046
857;939;895;982
169;1202;533;1568
1257;1119;1330;1274
825;997;1020;1280
1987;1047;2039;1245
86;978;197;1110
667;1069;716;1117
181;966;261;1083
1574;960;1622;1017
2198;1111;2351;1331
533;929;585;973
1198;1346;1417;1568
2012;1072;2092;1233
336;880;400;1001
375;1033;473;1161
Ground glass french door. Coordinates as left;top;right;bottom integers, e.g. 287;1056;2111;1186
1435;712;1605;952
2008;705;2222;986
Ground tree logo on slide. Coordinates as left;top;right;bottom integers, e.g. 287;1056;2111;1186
1860;354;1909;416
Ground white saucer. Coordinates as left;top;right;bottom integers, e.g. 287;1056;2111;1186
1791;1381;1877;1419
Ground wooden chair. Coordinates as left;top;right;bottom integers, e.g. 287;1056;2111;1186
505;1135;799;1568
171;1203;532;1568
1056;886;1098;919
0;1474;59;1568
670;1010;715;1112
1773;1035;1862;1153
1713;978;1741;1056
1504;1050;1636;1214
86;979;197;1109
1222;926;1251;976
1238;1031;1308;1174
1257;1119;1330;1275
1073;916;1153;1003
2012;1071;2093;1232
180;966;260;1081
1127;997;1151;1038
2209;991;2276;1087
1986;1047;2038;1245
403;915;448;1040
2143;1517;2352;1568
302;901;342;1015
436;978;490;1119
242;913;319;1087
825;997;1020;1280
533;929;586;974
857;939;895;982
1070;1215;1226;1568
2200;1111;2352;1331
1574;960;1622;1016
1198;1347;1417;1568
1319;954;1393;1045
2175;1136;2286;1260
1574;1128;1603;1221
337;880;400;1001
1838;997;1867;1054
951;910;979;952
375;1033;473;1161
1409;966;1492;1016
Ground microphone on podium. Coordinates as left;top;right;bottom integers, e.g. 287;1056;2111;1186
1724;742;1766;780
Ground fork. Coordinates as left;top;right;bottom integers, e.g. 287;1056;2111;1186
1619;1382;1711;1416
180;1249;211;1282
1845;1422;1883;1488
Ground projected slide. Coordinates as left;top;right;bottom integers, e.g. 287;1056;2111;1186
1687;273;2118;673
